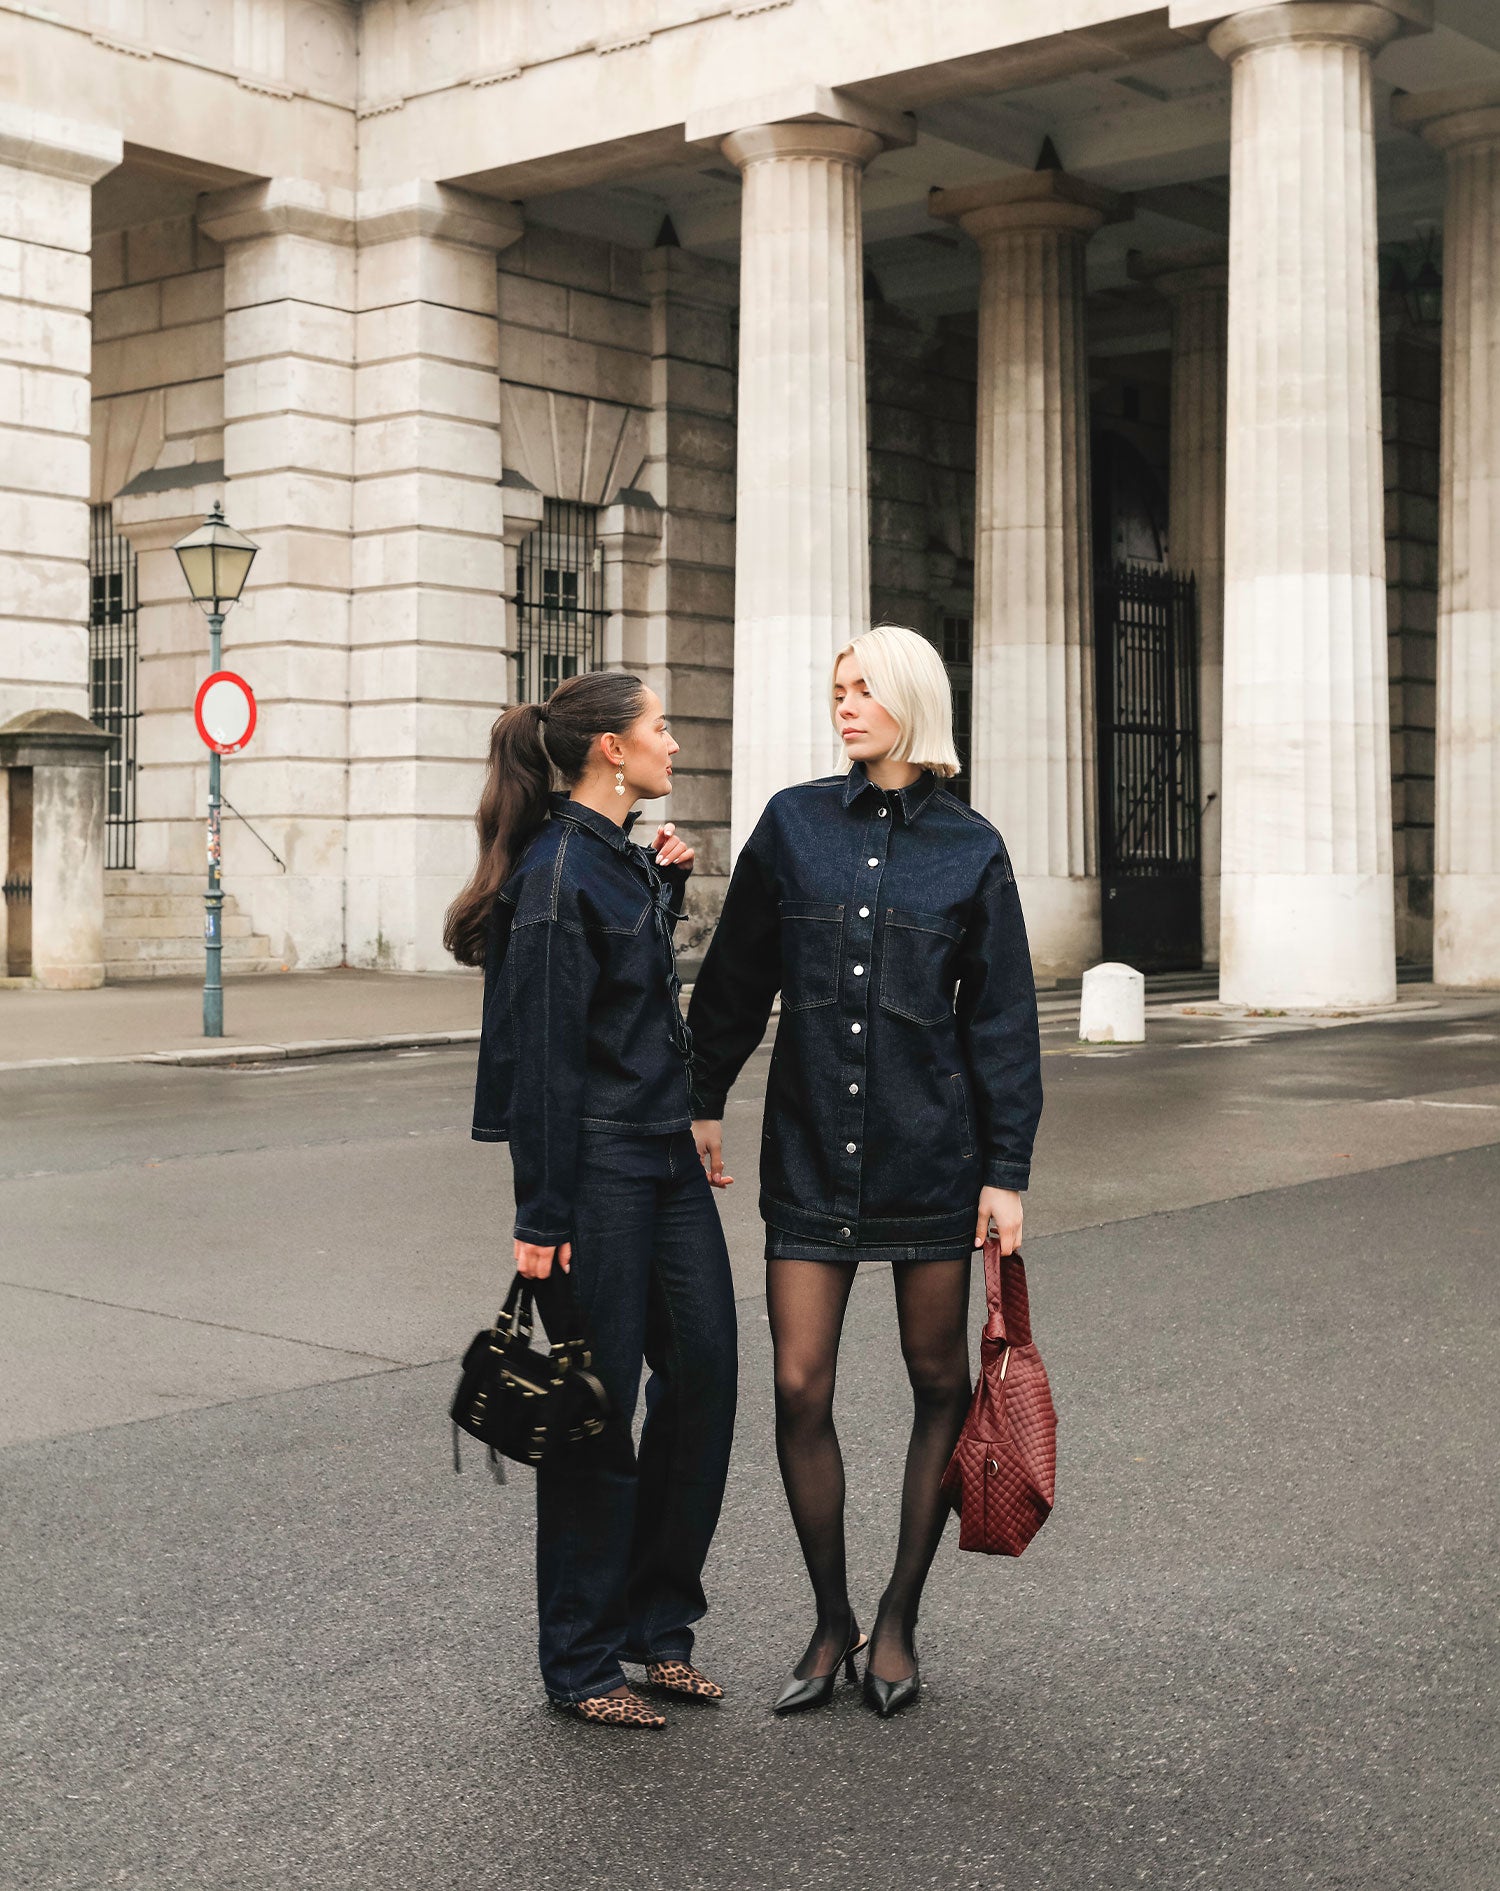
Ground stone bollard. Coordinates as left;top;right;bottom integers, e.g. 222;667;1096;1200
1079;961;1145;1043
0;710;114;989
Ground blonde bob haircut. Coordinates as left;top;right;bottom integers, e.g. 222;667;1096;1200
831;623;961;779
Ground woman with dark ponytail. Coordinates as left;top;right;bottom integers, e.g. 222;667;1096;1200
452;671;737;1729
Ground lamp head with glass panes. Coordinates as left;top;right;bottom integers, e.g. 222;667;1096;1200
173;503;259;616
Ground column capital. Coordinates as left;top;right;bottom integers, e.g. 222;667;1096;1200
0;101;121;185
1392;83;1500;153
1129;241;1229;298
688;82;913;166
199;178;356;249
1203;2;1426;65
355;181;524;253
931;170;1126;244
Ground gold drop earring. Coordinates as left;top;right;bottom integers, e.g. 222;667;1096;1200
614;765;625;797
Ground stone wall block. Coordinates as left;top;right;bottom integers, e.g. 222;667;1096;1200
354;236;498;318
356;356;500;425
160;268;227;328
223;355;355;424
356;300;500;369
511;223;614;297
225;236;356;316
494;321;651;407
495;269;569;333
352;469;502;537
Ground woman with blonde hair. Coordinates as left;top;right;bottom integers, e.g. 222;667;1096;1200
687;624;1042;1717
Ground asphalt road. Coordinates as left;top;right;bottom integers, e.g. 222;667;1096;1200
2;1005;1497;1890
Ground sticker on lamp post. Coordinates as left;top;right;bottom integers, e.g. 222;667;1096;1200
194;670;257;754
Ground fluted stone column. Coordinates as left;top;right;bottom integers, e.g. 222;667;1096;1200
932;171;1121;979
1210;4;1403;1007
1394;85;1500;987
718;117;885;850
0;105;121;727
1133;244;1229;963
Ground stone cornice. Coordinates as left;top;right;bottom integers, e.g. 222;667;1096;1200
0;101;121;185
355;181;524;253
199;179;357;249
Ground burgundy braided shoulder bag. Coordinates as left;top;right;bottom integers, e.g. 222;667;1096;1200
940;1240;1057;1556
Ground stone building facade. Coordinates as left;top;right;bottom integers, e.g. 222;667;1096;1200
2;0;1498;999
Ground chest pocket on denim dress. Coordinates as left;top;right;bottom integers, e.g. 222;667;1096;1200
879;909;965;1025
779;900;844;1012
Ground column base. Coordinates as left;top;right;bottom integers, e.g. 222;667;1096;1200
1434;875;1500;988
1013;875;1101;983
1220;871;1396;1007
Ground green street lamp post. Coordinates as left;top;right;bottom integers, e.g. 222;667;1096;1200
173;503;259;1037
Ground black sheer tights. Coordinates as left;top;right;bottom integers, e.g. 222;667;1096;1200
767;1256;973;1684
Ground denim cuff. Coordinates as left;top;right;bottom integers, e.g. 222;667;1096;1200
984;1159;1030;1192
513;1220;570;1246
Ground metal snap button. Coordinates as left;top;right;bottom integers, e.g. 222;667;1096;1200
850;1022;861;1034
845;1141;856;1153
848;1083;859;1094
867;856;879;867
839;1227;851;1239
853;963;864;975
877;808;888;817
859;906;870;918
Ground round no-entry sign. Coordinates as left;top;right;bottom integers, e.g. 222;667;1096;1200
194;670;257;755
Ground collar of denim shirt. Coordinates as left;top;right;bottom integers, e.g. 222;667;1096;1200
549;792;642;855
840;761;940;823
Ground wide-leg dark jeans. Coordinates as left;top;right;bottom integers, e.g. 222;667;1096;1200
535;1128;738;1701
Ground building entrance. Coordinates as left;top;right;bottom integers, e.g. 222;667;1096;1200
1094;562;1202;971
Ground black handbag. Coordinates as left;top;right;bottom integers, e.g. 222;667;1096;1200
449;1271;629;1482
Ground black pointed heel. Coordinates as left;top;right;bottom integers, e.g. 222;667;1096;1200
863;1656;921;1718
772;1624;868;1715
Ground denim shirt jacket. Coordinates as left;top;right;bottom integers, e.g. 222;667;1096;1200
686;764;1043;1250
471;796;693;1245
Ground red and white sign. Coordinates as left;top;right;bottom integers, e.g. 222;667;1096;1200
194;670;257;755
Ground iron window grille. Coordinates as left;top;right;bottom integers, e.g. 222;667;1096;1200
88;504;139;869
515;501;606;704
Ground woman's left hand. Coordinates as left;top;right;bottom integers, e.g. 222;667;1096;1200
975;1186;1023;1254
651;822;694;872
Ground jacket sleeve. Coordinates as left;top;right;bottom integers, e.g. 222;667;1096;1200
954;849;1043;1192
505;886;602;1246
685;812;781;1118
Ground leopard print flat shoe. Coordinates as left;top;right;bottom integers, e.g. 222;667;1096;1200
643;1659;724;1701
561;1687;666;1729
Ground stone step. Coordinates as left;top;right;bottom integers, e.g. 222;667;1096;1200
105;873;212;897
104;911;258;941
116;931;275;962
105;955;285;982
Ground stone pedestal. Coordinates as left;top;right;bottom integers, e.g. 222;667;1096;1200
199;180;358;969
0;105;121;728
1132;244;1229;965
932;170;1121;980
1079;961;1146;1043
1395;85;1500;987
348;183;522;971
0;710;113;988
1210;3;1402;1007
716;106;902;851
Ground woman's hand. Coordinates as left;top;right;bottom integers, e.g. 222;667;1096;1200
693;1119;734;1188
651;823;694;872
974;1187;1023;1255
514;1238;571;1279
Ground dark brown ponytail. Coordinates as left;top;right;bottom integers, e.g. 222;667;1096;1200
444;670;648;966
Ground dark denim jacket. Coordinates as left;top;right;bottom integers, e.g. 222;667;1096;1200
471;796;693;1244
687;764;1042;1248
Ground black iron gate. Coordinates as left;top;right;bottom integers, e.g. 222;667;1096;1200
515;501;606;703
1095;562;1201;971
89;504;139;869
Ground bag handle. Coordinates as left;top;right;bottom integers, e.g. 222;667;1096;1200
981;1240;1032;1348
494;1267;592;1362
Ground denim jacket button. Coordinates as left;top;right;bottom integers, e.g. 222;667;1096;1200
850;1022;861;1034
839;1226;851;1239
859;906;870;918
845;1141;856;1153
867;856;879;867
849;1082;859;1094
853;964;864;975
877;808;888;817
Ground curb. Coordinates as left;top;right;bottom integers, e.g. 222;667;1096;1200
0;1028;481;1074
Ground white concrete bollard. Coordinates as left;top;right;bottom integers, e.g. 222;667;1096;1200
1078;961;1145;1043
